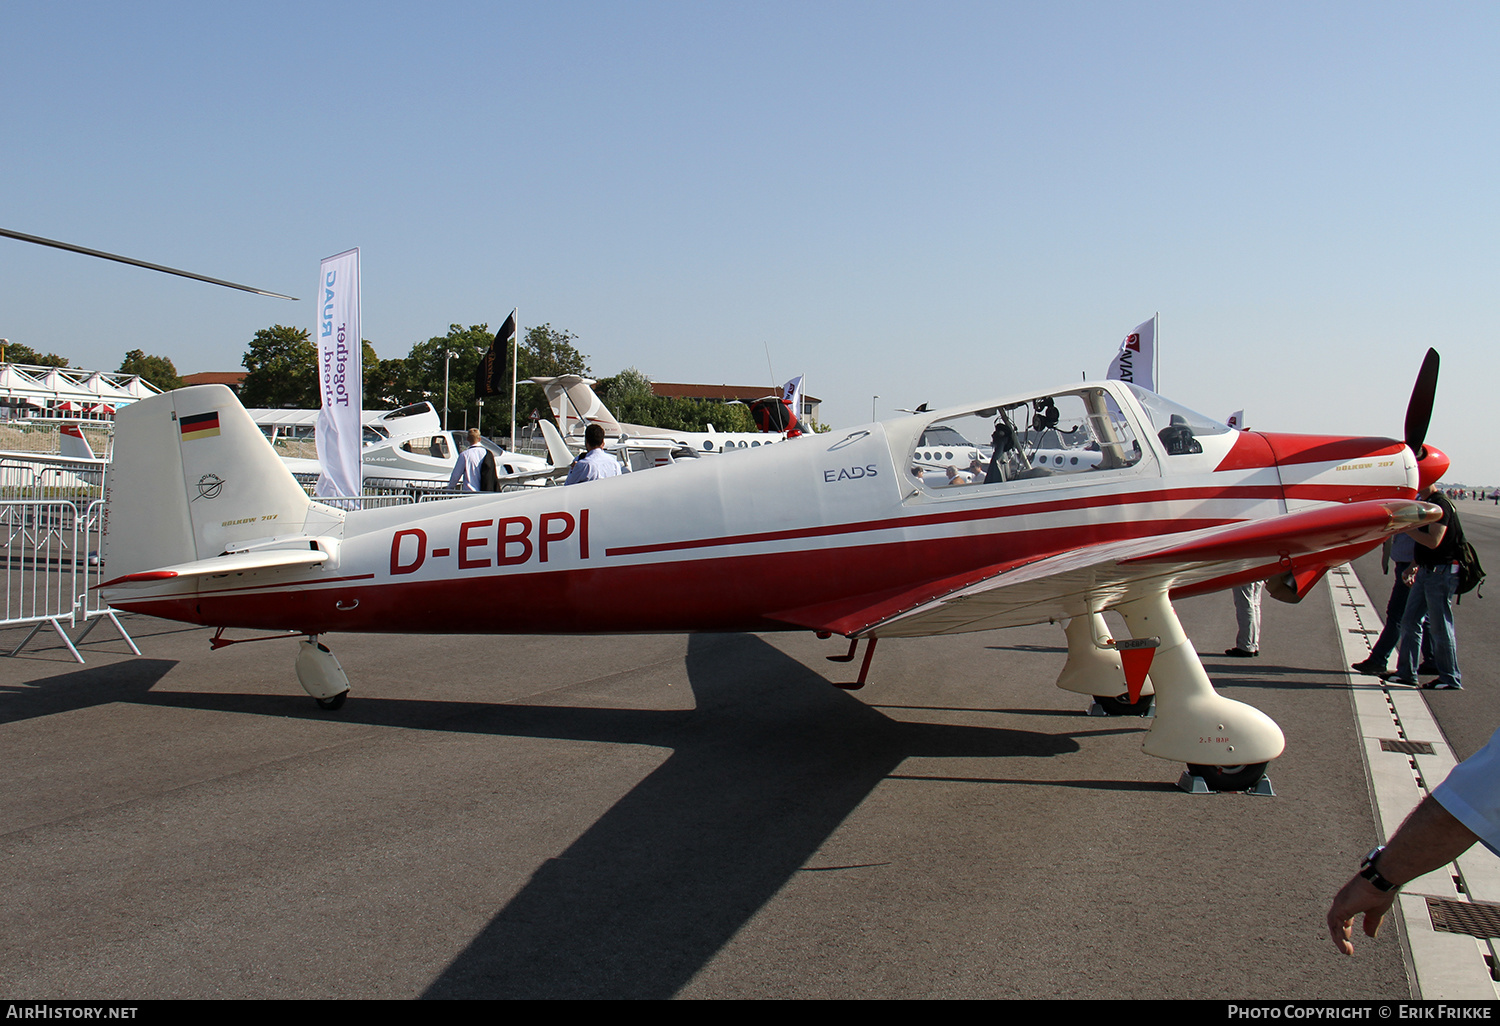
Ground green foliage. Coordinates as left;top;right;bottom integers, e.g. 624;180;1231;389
118;350;183;391
240;325;317;408
363;340;406;410
1;342;69;367
512;324;592;433
235;319;594;436
602;366;654;412
394;324;495;429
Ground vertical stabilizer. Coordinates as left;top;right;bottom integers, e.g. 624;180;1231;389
530;375;623;437
104;385;336;579
539;417;578;466
59;423;95;459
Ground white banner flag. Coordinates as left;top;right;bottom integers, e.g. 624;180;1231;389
1226;409;1244;430
315;248;362;498
1106;315;1156;391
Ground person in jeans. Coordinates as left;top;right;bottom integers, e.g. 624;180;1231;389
1385;482;1463;690
1352;533;1434;677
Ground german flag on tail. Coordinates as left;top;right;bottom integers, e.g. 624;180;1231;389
179;411;221;441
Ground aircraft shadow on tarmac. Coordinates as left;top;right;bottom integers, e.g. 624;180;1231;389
0;658;177;725
7;634;1188;997
414;633;1093;999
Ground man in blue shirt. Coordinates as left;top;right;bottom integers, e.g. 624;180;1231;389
564;424;623;485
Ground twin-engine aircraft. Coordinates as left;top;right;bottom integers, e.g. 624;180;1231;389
99;354;1446;791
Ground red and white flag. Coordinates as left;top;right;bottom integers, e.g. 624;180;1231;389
1106;316;1156;391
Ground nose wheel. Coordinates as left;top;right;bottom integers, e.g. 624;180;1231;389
1183;762;1272;794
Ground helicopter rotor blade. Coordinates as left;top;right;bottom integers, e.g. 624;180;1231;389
0;227;297;301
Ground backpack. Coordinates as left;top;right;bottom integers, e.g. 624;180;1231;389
1438;496;1485;602
1457;539;1486;601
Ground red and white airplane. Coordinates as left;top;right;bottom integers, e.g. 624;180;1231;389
99;354;1446;791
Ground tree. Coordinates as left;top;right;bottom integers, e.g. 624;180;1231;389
241;325;317;408
390;322;594;437
512;324;591;434
397;324;496;430
119;350;183;391
362;340;406;410
1;342;69;367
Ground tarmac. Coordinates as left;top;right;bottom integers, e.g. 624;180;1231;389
3;501;1499;999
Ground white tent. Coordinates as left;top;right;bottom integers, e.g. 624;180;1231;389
0;364;160;420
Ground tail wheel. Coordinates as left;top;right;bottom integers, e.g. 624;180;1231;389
1187;762;1268;791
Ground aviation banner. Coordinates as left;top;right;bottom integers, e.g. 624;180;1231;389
1106;315;1156;392
315;247;362;498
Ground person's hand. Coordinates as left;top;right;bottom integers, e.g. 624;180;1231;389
1327;875;1399;955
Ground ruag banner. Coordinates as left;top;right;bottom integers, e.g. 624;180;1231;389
1106;315;1156;391
315;248;362;498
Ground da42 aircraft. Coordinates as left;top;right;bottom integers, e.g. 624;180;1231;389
99;353;1446;792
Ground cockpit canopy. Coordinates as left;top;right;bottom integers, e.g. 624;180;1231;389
908;387;1147;489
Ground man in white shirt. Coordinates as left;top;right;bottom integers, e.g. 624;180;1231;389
448;429;496;492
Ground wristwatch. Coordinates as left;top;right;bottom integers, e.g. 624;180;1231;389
1359;845;1399;892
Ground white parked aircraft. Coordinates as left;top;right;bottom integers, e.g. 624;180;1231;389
99;351;1447;792
531;375;791;454
272;402;572;487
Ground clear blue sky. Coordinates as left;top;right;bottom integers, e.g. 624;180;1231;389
4;2;1495;481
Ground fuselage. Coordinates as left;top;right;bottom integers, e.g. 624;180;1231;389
106;380;1423;638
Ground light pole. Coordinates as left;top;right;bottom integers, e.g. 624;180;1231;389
872;395;879;421
442;349;458;430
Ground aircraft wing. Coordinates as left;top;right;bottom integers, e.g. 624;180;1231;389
771;498;1438;639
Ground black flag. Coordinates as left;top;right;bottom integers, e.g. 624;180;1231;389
474;310;517;399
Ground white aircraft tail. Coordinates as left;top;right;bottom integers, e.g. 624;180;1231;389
538;417;578;466
59;423;95;460
103;385;341;581
530;375;622;437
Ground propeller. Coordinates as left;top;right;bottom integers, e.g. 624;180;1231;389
1403;348;1440;459
1;227;297;300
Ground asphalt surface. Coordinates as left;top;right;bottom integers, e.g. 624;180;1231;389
0;570;1444;999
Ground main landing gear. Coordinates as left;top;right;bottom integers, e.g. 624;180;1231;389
210;628;352;710
1055;612;1155;718
296;636;351;710
1057;593;1283;794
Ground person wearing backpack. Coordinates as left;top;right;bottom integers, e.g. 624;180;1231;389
1385;480;1464;690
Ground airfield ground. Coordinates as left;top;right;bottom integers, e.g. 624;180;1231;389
2;503;1498;999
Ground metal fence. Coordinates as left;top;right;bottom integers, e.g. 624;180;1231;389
292;473;535;505
0;495;137;663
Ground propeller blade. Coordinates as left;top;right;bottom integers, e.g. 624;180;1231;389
1403;348;1440;457
0;227;298;300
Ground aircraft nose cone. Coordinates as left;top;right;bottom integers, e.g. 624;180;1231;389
1416;443;1450;491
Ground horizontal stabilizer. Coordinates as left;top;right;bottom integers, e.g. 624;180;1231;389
101;547;328;588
